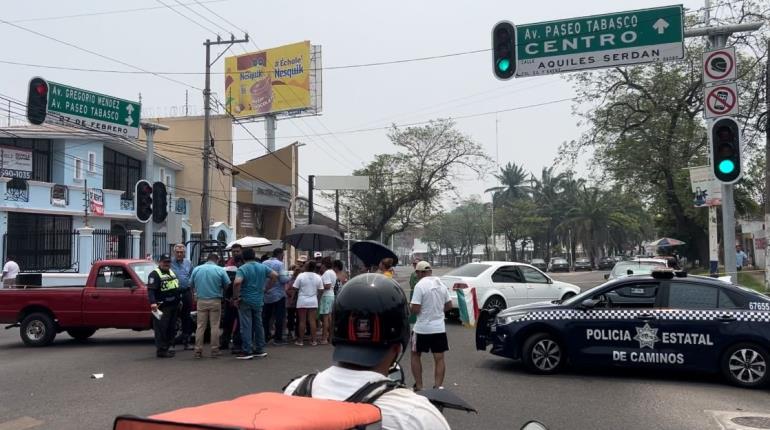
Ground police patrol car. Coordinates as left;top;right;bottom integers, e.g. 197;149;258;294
475;270;770;388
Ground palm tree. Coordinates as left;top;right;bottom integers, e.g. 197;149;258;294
531;167;567;260
484;162;532;203
559;185;626;263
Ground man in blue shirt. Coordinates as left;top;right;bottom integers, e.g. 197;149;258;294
262;248;290;346
736;245;749;271
189;253;231;359
171;244;194;349
233;248;278;359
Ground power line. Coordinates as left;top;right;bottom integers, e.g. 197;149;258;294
156;0;219;35
7;0;229;23
171;0;234;35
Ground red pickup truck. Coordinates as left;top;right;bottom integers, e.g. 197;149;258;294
0;259;161;346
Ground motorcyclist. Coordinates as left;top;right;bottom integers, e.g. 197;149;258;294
283;273;450;430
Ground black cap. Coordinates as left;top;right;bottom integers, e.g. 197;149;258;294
158;253;171;262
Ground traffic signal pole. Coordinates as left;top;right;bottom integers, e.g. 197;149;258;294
141;121;169;258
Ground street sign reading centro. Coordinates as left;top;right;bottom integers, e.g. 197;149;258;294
515;5;684;77
46;81;141;139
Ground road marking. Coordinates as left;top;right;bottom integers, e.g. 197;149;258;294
0;417;44;430
708;410;770;430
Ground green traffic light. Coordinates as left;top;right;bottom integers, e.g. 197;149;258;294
497;58;511;72
718;159;735;174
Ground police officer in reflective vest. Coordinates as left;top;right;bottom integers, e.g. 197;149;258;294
148;254;182;358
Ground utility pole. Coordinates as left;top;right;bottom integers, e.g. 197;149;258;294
308;175;315;225
141;121;169;258
202;34;249;240
684;3;763;280
265;115;276;152
335;190;340;232
764;39;770;291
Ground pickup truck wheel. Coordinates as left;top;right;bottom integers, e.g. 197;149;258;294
20;312;56;347
66;328;97;341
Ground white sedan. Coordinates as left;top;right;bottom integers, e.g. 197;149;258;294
439;261;581;312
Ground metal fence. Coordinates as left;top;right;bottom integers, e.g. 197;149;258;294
138;232;168;260
93;229;134;262
3;230;79;272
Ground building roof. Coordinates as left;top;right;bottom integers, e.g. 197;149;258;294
0;124;183;170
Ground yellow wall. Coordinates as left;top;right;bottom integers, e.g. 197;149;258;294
140;115;233;233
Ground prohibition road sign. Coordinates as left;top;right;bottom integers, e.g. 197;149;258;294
703;47;736;84
704;82;738;119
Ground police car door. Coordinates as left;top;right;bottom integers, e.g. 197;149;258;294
566;280;663;368
657;280;724;371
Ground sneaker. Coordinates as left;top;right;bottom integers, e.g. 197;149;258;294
254;351;268;358
294;341;304;347
272;340;287;346
310;341;318;347
231;349;243;355
156;351;175;358
236;353;254;360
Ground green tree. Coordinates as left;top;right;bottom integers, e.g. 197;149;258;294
341;119;490;242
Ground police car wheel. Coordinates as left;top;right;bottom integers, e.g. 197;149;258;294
721;343;769;388
523;333;564;374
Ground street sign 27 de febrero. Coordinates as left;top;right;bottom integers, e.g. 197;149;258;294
46;81;141;139
515;5;684;77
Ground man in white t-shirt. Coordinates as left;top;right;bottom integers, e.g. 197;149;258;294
410;261;452;391
2;256;20;288
284;273;449;430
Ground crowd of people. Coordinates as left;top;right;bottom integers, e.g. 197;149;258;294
145;246;454;428
146;244;353;359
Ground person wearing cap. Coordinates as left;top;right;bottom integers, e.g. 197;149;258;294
410;261;452;391
283;273;450;430
189;252;231;359
147;254;182;358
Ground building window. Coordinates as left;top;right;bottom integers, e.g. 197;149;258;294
74;158;83;180
165;175;171;186
103;148;141;199
159;168;166;184
88;152;96;173
0;138;52;182
6;213;74;272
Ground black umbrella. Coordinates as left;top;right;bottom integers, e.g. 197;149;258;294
416;388;477;413
350;240;398;267
283;224;344;251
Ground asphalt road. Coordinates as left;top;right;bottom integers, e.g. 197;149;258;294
1;267;769;430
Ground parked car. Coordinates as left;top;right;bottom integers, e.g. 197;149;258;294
0;259;189;347
549;258;570;272
605;258;669;280
597;256;616;270
573;258;593;271
529;258;547;271
439;262;580;315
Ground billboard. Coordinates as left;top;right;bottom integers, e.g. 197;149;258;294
225;41;317;117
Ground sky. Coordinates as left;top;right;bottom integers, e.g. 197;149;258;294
0;0;708;216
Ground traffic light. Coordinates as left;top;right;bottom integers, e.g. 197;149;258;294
492;21;516;80
135;180;153;223
710;117;742;183
26;77;48;125
152;181;168;224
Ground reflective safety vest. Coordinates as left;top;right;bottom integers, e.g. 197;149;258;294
154;268;180;302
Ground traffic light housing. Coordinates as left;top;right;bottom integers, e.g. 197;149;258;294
711;117;742;183
492;21;516;80
26;77;48;125
152;181;168;224
135;180;153;223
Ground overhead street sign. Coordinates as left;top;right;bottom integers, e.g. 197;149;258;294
46;81;141;139
515;5;684;77
703;47;736;84
704;82;739;119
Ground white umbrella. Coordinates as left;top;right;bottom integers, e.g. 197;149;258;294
226;236;272;250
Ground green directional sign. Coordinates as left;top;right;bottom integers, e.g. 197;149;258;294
46;81;141;139
515;5;684;77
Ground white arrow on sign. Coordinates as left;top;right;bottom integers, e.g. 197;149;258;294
653;18;670;34
125;104;134;126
